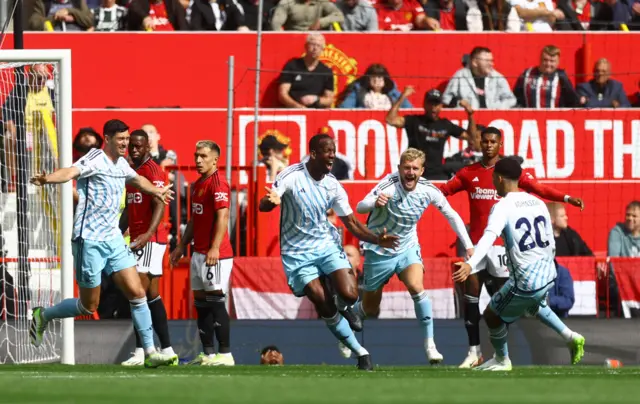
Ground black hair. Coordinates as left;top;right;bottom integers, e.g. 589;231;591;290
470;46;492;59
73;127;103;150
308;134;333;153
481;126;502;139
261;345;280;355
495;156;522;181
627;201;640;211
103;119;129;138
130;129;149;141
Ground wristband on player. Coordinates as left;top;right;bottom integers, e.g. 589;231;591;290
564;195;570;203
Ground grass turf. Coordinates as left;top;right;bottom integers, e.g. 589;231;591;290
1;365;639;403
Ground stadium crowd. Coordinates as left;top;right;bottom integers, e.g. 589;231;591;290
21;0;640;32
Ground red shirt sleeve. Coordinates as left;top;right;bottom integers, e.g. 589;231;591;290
518;170;566;202
411;0;425;22
212;181;231;210
440;172;464;196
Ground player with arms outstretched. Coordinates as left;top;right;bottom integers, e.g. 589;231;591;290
259;134;399;371
170;141;235;366
352;148;474;364
453;158;585;371
440;127;584;368
29;120;176;367
121;129;177;366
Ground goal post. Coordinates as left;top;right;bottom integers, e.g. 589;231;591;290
0;49;74;365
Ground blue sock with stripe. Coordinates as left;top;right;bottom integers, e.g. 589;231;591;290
488;324;509;359
130;297;155;354
324;312;368;357
536;304;573;341
412;291;434;340
42;298;91;322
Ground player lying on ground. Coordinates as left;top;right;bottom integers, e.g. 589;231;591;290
170;141;235;366
259;134;400;371
350;148;474;364
453;158;585;371
121;129;177;366
29;119;177;368
440;127;585;368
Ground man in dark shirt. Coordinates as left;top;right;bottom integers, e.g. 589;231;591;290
224;0;275;30
386;87;477;180
547;202;593;256
278;33;335;108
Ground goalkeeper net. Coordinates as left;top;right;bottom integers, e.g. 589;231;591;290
0;52;73;364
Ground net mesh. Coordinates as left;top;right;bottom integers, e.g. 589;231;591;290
0;61;62;363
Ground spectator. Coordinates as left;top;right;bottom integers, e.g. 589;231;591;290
473;0;520;31
591;0;638;30
90;0;127;31
72;127;103;163
423;0;470;30
270;0;344;31
142;123;169;164
548;262;575;318
547;202;594;257
127;0;188;31
224;0;275;30
260;346;284;365
374;0;439;31
577;59;631;108
442;46;516;109
514;45;583;108
301;127;355;180
509;0;561;32
554;0;591;30
335;0;378;31
277;34;334;109
258;134;289;182
189;0;227;30
28;0;94;31
339;63;412;109
386;87;478;180
608;201;640;258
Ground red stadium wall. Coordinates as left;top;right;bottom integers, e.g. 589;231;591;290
3;32;640;108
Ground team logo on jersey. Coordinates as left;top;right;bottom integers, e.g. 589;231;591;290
214;192;229;202
192;203;204;215
470;187;500;201
304;44;357;108
198;189;204;197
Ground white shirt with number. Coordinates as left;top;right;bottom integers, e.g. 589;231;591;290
483;191;556;291
271;163;352;256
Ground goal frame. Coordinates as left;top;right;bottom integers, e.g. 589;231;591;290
1;49;74;365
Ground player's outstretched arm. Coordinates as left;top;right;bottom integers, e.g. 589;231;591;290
130;195;165;251
129;174;174;205
453;230;498;283
30;167;81;186
339;214;399;249
436;199;474;254
519;171;584;211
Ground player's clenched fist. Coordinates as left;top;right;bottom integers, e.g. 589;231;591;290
375;193;390;208
30;170;48;186
264;186;281;206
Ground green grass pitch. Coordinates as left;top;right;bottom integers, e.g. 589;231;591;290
1;365;639;403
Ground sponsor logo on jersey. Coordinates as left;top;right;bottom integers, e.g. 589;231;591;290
192;203;204;215
470;187;500;200
215;192;229;202
153;180;165;188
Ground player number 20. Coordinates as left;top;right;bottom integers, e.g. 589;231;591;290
515;215;549;252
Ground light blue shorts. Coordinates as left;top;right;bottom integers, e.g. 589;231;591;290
72;236;137;288
488;279;554;324
281;245;351;297
363;245;423;292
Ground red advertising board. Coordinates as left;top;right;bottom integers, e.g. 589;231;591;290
6;32;640;108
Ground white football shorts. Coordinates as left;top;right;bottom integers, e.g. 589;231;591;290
190;252;233;293
134;242;167;276
475;245;509;278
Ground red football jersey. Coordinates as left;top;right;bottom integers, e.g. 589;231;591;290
375;0;425;31
440;162;566;245
149;2;174;31
126;158;170;243
190;170;233;258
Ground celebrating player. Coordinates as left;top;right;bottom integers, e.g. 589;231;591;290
169;140;235;366
352;148;474;364
29;119;176;368
440;127;584;368
453;158;585;371
120;129;177;366
258;134;400;371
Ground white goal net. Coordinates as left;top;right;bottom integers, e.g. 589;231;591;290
0;51;73;364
